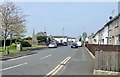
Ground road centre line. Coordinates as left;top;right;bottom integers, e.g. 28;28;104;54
51;57;71;76
51;65;64;75
46;56;71;76
46;57;69;76
62;57;71;65
40;55;52;60
0;62;28;71
51;57;71;75
60;57;69;64
46;64;61;76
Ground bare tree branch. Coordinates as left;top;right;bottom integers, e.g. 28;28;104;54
0;2;27;49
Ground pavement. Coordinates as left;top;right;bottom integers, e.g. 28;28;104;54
1;46;95;76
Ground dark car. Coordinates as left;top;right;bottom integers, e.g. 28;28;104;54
63;42;68;46
71;42;78;48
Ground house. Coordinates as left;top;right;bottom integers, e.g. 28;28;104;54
88;2;120;45
88;33;94;44
52;36;68;43
68;37;76;42
92;32;99;44
90;14;120;45
103;24;109;44
107;15;120;45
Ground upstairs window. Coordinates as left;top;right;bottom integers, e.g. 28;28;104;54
109;24;112;31
115;19;119;28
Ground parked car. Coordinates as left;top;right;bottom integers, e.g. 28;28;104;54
48;42;57;48
63;42;68;46
77;41;82;47
71;42;78;48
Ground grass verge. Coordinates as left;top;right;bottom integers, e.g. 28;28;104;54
0;45;47;56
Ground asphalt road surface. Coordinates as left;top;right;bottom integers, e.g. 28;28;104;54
58;47;95;75
1;46;94;75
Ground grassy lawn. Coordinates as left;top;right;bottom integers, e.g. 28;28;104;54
0;45;47;56
0;47;20;55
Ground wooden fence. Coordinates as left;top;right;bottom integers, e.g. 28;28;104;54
85;44;120;72
95;50;120;72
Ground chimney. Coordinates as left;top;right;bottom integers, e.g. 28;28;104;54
109;16;113;20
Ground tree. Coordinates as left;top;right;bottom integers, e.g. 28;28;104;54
0;2;27;49
24;36;32;40
37;36;47;43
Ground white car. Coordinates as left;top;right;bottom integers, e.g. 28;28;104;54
48;42;57;48
77;41;82;47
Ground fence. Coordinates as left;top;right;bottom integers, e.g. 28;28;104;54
85;44;120;72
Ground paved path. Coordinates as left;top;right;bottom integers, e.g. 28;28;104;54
58;47;95;75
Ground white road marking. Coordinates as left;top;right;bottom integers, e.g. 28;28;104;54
46;64;61;76
4;55;33;62
51;65;64;75
62;57;71;65
85;47;95;59
46;56;71;76
40;55;52;60
0;62;28;71
60;57;69;64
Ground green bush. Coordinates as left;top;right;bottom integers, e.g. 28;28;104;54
21;41;32;47
10;43;16;47
24;37;32;40
37;36;46;43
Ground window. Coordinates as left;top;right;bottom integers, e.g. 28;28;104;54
109;24;112;31
115;19;119;28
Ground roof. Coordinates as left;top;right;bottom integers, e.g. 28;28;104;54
104;15;119;27
93;15;119;38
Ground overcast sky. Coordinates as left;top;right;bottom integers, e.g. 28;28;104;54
14;2;118;38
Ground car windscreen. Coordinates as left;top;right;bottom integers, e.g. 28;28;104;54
72;43;77;45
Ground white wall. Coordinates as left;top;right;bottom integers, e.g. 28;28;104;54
85;37;88;42
103;26;108;44
54;38;67;43
93;34;99;44
68;38;76;42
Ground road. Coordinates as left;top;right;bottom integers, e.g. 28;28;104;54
1;46;94;75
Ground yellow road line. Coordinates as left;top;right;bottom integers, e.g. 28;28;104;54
46;57;68;76
51;65;64;75
5;55;32;62
46;64;61;76
62;57;71;65
46;56;71;77
60;57;69;64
